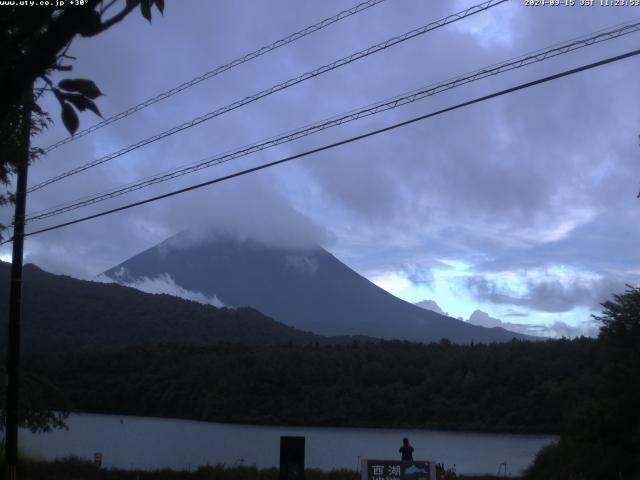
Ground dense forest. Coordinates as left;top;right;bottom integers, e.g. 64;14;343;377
20;338;598;433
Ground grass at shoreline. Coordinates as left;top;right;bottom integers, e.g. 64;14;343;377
14;458;522;480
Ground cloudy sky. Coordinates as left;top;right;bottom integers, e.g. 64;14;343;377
2;0;640;337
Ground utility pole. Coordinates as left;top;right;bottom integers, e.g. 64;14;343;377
5;90;32;480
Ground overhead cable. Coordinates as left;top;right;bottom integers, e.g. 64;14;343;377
28;0;507;193
40;0;390;153
25;19;640;222
8;46;639;244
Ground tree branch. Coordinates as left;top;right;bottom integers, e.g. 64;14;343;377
100;0;119;16
89;1;138;36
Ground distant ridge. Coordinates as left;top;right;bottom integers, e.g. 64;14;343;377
0;261;343;353
104;231;535;344
414;299;447;316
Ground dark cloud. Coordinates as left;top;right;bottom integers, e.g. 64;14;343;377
467;275;635;313
467;309;598;338
18;174;333;277
403;268;434;286
502;310;529;318
400;259;453;286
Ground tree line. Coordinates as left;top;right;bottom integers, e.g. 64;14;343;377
17;337;599;434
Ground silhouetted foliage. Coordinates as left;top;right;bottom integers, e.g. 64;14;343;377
526;286;640;480
0;365;68;434
0;0;164;233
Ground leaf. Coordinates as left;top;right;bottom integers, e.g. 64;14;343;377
154;0;164;14
58;79;103;99
63;93;102;118
61;102;79;135
140;0;151;22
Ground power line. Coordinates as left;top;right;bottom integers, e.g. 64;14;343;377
24;19;640;222
8;46;640;244
28;0;507;193
40;0;389;153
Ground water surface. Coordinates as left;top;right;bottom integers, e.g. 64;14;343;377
21;414;556;476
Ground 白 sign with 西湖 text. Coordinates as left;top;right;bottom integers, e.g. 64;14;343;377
361;459;435;480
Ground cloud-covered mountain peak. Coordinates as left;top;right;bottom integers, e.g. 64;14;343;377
103;233;533;344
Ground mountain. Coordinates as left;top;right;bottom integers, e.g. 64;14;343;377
414;299;447;316
468;309;546;337
468;309;505;329
0;261;331;353
415;301;536;338
103;231;533;344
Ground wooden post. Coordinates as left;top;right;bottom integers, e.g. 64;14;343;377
5;91;32;480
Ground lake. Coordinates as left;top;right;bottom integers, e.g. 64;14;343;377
20;414;556;476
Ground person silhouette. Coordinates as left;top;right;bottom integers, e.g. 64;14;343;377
399;437;414;461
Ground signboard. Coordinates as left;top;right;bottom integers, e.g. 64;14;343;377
361;459;435;480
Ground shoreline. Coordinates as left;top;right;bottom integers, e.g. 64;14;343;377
62;410;558;437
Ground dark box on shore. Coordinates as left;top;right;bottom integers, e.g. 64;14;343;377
280;436;305;480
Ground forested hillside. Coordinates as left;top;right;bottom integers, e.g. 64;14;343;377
0;262;329;351
22;338;598;433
